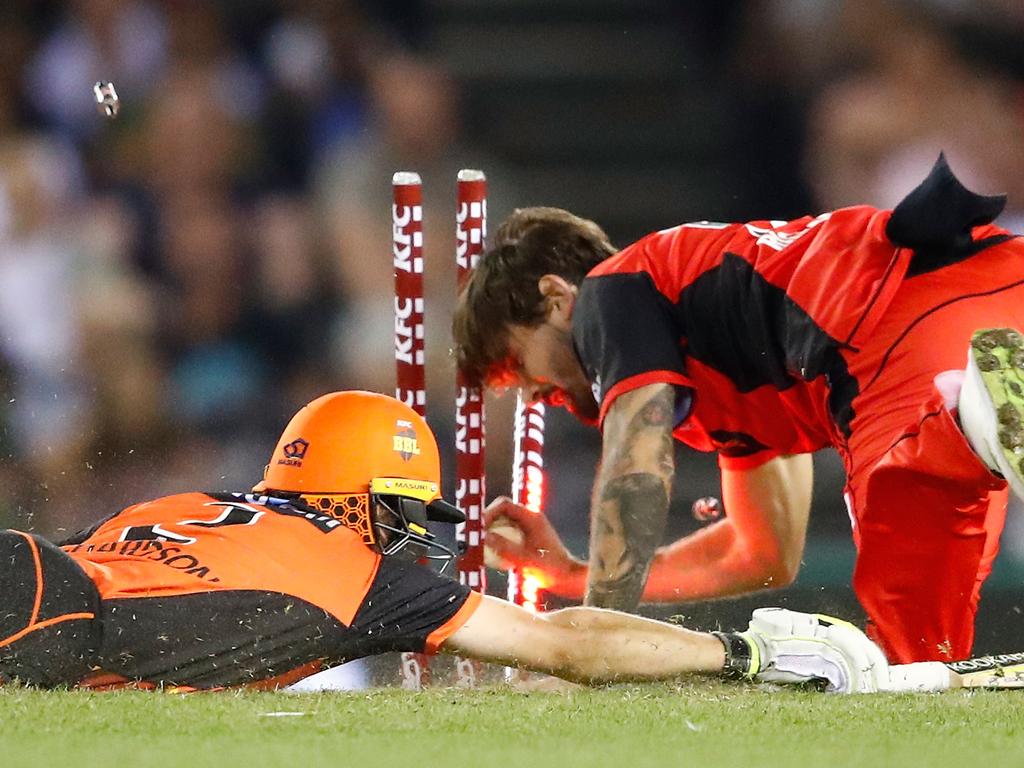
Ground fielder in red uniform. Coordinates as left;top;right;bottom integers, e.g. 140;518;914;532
455;154;1024;664
0;390;889;692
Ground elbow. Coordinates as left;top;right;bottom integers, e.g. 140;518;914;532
747;549;801;590
543;642;603;686
525;614;586;682
532;610;611;685
760;562;799;590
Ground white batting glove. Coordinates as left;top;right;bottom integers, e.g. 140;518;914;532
717;608;889;694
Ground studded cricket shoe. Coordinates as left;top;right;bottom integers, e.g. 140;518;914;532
958;328;1024;500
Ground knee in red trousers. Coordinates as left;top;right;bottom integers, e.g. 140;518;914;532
847;401;1006;663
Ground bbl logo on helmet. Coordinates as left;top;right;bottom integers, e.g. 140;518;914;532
278;438;310;467
393;420;420;462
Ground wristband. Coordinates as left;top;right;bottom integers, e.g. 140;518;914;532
713;631;759;678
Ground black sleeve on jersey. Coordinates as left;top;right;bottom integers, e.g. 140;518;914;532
94;561;474;689
58;511;123;546
0;531;101;687
573;272;688;403
97;591;351;688
349;557;473;654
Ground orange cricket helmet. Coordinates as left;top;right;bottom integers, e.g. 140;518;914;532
257;391;464;561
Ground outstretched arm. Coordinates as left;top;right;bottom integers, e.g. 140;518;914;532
485;453;813;603
584;383;675;611
440;593;724;684
641;453;814;601
440;596;890;693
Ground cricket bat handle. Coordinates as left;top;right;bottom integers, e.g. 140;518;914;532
889;651;1024;691
886;662;954;692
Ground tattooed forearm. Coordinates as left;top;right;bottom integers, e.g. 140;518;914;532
585;473;669;610
585;384;676;611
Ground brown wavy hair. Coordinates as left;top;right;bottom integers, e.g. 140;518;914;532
453;207;617;386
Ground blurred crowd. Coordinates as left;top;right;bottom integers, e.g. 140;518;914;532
748;0;1024;230
1;0;1023;561
0;0;508;536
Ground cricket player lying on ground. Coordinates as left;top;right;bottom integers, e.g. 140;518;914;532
0;391;892;693
454;154;1024;664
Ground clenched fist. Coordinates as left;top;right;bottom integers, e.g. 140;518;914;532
483;497;588;599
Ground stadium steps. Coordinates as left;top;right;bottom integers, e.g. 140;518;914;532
426;0;736;240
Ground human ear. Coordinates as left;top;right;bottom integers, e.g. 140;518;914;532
537;275;577;322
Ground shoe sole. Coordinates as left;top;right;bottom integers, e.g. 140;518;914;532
967;328;1024;498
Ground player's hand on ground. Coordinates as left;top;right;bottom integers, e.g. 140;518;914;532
743;608;890;694
483;497;586;596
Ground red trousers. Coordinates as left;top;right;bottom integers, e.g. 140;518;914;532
841;240;1024;662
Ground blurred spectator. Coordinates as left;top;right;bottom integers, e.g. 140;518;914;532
0;8;41;135
157;193;263;433
75;194;163;453
313;52;520;486
0;136;90;477
244;194;340;416
133;66;259;201
163;0;264;121
802;3;1024;229
261;0;381;188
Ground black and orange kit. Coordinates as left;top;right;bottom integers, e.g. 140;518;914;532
0;492;480;689
573;157;1024;663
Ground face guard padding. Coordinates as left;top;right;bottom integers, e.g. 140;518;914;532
371;494;457;572
300;477;461;572
368;477;459;571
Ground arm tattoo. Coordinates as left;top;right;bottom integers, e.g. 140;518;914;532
586;473;669;610
585;385;674;611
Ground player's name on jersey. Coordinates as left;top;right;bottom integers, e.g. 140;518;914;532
64;539;221;582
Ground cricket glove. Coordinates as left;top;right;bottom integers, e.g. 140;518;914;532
715;608;890;694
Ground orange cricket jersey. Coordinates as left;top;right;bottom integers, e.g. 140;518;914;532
63;491;379;626
54;492;478;689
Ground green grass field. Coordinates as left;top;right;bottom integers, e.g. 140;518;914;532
2;682;1022;768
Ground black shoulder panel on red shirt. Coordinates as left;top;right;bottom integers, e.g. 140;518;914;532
675;252;794;393
573;271;688;403
676;253;858;435
681;253;860;437
574;254;860;438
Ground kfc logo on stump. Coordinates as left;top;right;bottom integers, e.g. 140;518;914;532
392;420;421;462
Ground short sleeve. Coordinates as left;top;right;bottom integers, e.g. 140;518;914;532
716;449;782;471
573;272;693;425
348;557;478;654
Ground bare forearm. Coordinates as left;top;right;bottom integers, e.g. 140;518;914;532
581;454;813;604
585;472;669;609
641;520;788;601
538;607;725;683
562;520;788;603
442;596;726;685
584;385;675;611
644;454;814;602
